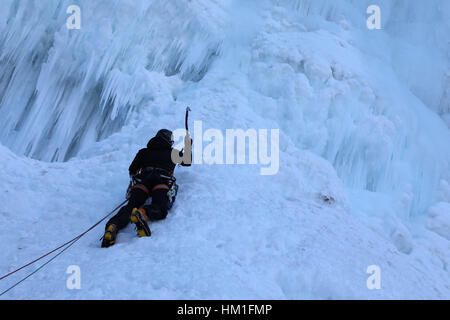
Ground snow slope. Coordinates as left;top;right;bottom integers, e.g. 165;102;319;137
0;0;449;299
0;139;448;299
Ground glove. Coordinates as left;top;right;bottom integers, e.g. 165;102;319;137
184;133;193;150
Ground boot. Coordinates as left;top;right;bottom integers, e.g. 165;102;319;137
130;208;151;237
101;224;118;248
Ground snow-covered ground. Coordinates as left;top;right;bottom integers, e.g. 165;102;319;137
0;0;449;299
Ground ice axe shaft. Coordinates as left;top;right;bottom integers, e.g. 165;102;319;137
185;106;191;132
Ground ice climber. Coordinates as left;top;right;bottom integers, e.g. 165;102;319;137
101;129;192;248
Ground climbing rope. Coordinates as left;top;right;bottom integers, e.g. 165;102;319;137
0;199;128;297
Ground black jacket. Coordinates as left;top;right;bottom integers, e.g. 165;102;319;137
128;136;191;176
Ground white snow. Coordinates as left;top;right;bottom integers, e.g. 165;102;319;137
427;202;450;241
0;0;449;299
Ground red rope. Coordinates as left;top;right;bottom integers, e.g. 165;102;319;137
0;199;128;281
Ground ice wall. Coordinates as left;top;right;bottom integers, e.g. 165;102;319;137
0;0;225;161
276;0;450;123
248;0;450;216
0;0;449;218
